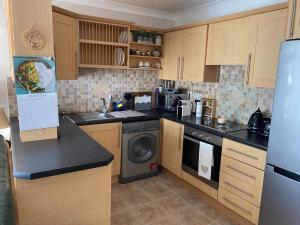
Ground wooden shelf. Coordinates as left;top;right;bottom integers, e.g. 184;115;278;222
80;39;128;47
129;67;162;71
130;42;163;47
129;55;162;59
79;64;129;69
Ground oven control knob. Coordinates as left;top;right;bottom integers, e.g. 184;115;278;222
206;137;211;141
198;134;203;139
192;131;198;136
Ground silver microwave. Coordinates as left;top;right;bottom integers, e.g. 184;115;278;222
156;93;189;112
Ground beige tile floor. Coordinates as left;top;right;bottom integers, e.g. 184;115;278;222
111;172;239;225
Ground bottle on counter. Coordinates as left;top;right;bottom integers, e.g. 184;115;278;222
195;100;202;118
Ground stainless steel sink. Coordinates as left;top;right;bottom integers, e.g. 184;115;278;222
77;112;112;121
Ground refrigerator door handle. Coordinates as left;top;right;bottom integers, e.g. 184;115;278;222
274;166;300;182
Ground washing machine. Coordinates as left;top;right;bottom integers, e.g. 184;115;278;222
120;120;160;183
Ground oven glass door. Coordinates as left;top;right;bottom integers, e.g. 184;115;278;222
182;135;221;188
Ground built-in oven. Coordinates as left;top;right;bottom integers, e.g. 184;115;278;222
182;125;223;189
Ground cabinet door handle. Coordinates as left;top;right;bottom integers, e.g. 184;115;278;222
75;52;78;74
223;197;252;216
226;147;259;160
181;57;184;80
119;124;122;149
289;0;297;38
177;57;180;80
225;165;256;180
245;53;252;85
224;181;254;197
178;126;183;151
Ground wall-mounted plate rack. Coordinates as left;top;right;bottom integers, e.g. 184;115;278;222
79;20;130;69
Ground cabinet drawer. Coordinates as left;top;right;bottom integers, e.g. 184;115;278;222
221;155;264;188
218;187;260;225
220;171;263;207
223;139;267;170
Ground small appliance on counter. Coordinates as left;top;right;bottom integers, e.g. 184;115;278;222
177;100;192;117
247;108;271;136
248;108;263;132
124;92;152;110
156;88;189;112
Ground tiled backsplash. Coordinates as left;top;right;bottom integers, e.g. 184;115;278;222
8;65;274;125
178;66;274;124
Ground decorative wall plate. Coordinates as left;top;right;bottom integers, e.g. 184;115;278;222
23;29;46;50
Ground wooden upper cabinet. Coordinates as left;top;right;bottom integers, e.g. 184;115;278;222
286;0;300;39
163;30;183;80
246;9;288;88
161;119;184;177
182;25;208;82
53;12;78;80
206;18;250;65
10;0;54;56
80;123;122;176
163;26;218;82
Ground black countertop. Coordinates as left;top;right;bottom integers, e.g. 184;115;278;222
66;109;268;151
225;129;268;151
66;109;166;126
11;117;114;180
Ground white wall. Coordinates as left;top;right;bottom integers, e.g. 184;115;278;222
0;0;10;116
175;0;287;26
52;0;175;29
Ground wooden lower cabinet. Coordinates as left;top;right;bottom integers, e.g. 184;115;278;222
218;139;266;225
219;187;260;225
15;165;112;225
80;123;122;176
161;119;184;177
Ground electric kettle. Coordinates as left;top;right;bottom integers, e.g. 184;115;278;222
248;108;263;132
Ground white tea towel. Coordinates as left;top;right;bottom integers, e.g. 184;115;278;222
198;141;214;180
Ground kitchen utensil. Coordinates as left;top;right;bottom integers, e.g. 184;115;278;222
144;62;150;67
217;115;227;124
138;61;144;67
118;31;128;43
114;48;125;66
146;51;152;56
154;62;161;69
152;50;161;57
155;35;162;45
247;107;263;132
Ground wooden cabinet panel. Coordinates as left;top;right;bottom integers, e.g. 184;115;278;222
247;9;287;88
182;25;208;82
15;165;111;225
286;0;300;39
53;12;78;80
162;30;183;80
218;187;260;225
220;155;265;188
80;123;122;176
10;0;54;56
220;171;263;207
161;119;184;177
206;18;250;65
222;139;266;170
181;170;218;199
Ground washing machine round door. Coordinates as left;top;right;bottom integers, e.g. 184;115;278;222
128;133;156;163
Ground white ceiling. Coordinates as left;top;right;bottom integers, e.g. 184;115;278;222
100;0;221;13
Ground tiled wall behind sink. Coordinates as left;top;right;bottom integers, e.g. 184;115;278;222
7;65;274;125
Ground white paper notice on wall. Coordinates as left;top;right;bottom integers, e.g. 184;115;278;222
17;93;59;131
